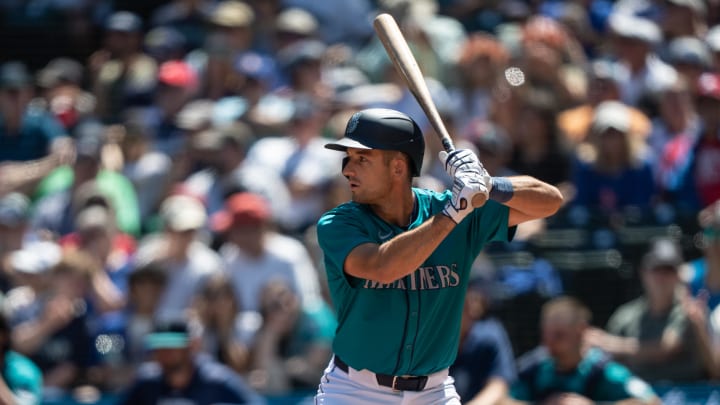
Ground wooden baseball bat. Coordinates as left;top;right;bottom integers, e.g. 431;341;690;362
373;13;487;207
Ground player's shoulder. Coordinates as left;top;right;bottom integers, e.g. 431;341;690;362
317;201;367;226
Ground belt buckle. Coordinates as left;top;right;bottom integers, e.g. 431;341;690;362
391;376;399;391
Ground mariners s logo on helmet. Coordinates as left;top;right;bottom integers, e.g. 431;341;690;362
346;112;361;135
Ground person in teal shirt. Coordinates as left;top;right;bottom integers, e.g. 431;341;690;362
508;296;659;405
314;108;563;404
0;310;42;405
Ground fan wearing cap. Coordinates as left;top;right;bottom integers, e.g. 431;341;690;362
0;309;43;405
147;60;200;155
211;192;323;313
30;121;141;237
314;108;562;404
118;317;265;405
584;238;708;383
0;61;75;196
133;194;223;322
244;97;343;234
204;1;257;99
607;12;678;106
90;11;157;124
571;100;656;213
0;193;32;285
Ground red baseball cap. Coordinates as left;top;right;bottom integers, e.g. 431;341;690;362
697;73;720;100
158;60;198;88
211;192;271;232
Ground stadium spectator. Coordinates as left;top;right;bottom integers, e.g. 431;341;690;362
90;11;157;124
31;121;141;238
35;57;96;133
183;123;291;219
556;59;652;147
0;61;75;196
658;73;720;212
516;16;588;109
111;122;173;224
245;101;341;235
193;273;256;375
118;317;266;405
450;277;516;405
134;194;222;321
606;13;677;107
507;296;659;404
571;100;656;213
150;0;213;52
584;238;707;383
648;77;700;162
248;279;335;396
447;33;510;132
204;1;257;99
212;192;323;312
10;250;97;397
508;90;572;188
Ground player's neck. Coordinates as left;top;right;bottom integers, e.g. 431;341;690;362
370;187;416;228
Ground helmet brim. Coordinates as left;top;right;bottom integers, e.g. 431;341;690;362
324;137;373;151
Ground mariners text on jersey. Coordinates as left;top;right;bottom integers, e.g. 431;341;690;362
363;264;461;290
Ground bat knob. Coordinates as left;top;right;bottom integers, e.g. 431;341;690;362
471;193;488;208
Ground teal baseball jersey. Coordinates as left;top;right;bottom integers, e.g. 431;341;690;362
316;187;513;376
511;347;657;403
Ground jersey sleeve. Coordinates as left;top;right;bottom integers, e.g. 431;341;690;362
316;205;374;280
594;362;657;402
467;199;513;245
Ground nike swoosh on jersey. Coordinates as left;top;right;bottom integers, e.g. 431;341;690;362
378;230;393;241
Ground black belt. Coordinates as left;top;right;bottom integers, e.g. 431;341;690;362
333;356;428;392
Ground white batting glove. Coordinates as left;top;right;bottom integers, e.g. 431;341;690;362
439;149;482;178
442;172;489;224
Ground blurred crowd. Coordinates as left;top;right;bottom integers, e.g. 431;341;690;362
1;0;720;403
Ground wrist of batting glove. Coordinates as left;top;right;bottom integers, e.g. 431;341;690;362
438;149;482;178
441;173;488;224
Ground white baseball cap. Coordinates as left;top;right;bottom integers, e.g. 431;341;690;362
160;195;207;232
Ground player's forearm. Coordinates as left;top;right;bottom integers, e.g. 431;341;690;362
494;176;563;226
348;214;456;284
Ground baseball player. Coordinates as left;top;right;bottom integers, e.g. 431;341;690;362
314;108;563;404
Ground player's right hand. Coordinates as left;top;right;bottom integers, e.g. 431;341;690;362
442;172;489;224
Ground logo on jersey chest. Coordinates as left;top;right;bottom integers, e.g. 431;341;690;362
363;264;460;290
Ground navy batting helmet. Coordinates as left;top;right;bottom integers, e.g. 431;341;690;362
325;108;425;176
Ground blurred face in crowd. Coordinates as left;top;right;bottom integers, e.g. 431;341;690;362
129;276;165;316
153;345;194;376
198;277;238;328
588;77;620;105
611;37;650;69
167;228;196;256
541;306;585;362
596;128;630;169
659;86;693;133
0;223;26;254
641;264;679;303
228;222;265;257
104;30;141;57
79;224;114;263
0;87;32;123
